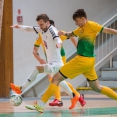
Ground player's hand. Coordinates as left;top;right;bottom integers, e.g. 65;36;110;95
58;31;65;36
56;43;62;48
10;24;20;28
39;58;46;64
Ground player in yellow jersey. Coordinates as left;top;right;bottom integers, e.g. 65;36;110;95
34;9;117;113
33;20;86;107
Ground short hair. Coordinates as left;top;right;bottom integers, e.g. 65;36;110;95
36;14;49;22
49;20;55;26
73;9;87;20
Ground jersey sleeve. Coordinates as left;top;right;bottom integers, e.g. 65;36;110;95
60;35;68;41
60;30;68;41
19;25;41;33
72;28;80;37
34;34;42;47
90;21;104;33
49;27;62;44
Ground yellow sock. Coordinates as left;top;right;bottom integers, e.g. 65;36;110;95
101;86;117;100
41;83;58;103
48;77;61;101
66;82;80;97
54;86;61;101
48;77;52;82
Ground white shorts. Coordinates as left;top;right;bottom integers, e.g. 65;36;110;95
41;62;63;75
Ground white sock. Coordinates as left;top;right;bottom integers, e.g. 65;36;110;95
59;80;73;98
21;67;39;91
38;101;46;108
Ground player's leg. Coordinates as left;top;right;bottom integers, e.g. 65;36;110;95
27;56;91;112
25;72;64;112
66;82;86;106
48;75;63;107
45;63;81;108
25;63;77;111
10;64;51;94
88;79;117;100
39;55;91;111
10;67;41;94
84;66;117;100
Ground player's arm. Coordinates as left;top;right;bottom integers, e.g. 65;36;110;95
10;24;40;32
58;31;75;38
56;42;62;48
50;28;62;48
103;27;117;34
59;31;77;48
33;46;46;64
70;37;77;48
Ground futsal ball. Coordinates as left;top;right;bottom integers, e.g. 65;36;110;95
10;94;22;106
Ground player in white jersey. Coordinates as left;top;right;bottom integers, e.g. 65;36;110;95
10;14;79;112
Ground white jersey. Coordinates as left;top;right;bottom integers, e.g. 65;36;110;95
19;25;63;66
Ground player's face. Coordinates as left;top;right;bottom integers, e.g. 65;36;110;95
37;19;49;31
74;17;86;27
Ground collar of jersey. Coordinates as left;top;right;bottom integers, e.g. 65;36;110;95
43;25;51;33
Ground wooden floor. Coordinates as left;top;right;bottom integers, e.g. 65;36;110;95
0;95;117;117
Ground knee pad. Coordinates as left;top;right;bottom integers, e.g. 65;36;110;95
43;64;52;73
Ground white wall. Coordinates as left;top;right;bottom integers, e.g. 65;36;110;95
13;0;117;88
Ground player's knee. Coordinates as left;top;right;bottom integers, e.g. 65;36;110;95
35;66;44;73
51;72;62;85
43;64;52;73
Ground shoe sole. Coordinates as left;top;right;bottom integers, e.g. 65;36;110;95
25;106;35;110
49;103;63;107
49;105;63;107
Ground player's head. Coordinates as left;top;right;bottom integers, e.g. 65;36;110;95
73;9;87;27
49;20;55;27
36;14;50;31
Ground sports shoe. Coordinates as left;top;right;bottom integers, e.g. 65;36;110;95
79;94;86;107
25;101;44;113
49;99;63;107
10;83;22;94
69;95;79;109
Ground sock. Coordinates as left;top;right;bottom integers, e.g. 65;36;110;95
66;82;80;97
41;83;58;103
101;86;117;100
21;67;39;91
59;80;74;98
38;101;46;108
54;86;61;101
48;77;61;101
48;77;52;82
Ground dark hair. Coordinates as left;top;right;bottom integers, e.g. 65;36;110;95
73;9;87;20
49;20;55;26
36;14;49;22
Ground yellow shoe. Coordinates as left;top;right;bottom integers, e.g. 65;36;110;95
25;101;44;113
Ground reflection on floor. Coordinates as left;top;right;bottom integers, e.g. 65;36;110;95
0;107;117;117
0;95;117;117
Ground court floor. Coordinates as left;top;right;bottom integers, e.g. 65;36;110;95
0;95;117;117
